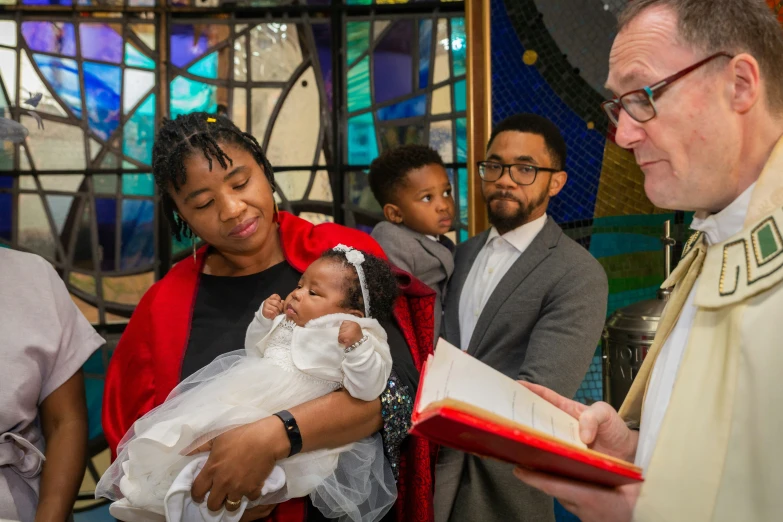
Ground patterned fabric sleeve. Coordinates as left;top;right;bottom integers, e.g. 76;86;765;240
379;369;414;480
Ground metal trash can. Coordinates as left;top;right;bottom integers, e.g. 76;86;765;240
601;221;675;410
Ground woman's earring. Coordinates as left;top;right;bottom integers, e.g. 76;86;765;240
192;235;197;263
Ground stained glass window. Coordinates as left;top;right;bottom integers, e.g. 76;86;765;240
0;2;466;517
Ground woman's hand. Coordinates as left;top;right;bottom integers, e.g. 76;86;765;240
338;321;363;347
262;294;284;319
190;416;290;512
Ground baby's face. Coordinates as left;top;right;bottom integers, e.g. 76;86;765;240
283;258;358;326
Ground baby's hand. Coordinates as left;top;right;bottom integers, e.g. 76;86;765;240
262;294;284;319
338;321;363;347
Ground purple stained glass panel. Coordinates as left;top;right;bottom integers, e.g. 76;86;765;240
312;23;333;110
95;197;116;271
21;0;73;6
373;20;414;105
84;62;121;141
81;24;123;64
170;25;210;69
0;193;10;241
22;22;76;57
376;94;426;121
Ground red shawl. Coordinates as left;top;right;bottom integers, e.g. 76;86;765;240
103;211;436;522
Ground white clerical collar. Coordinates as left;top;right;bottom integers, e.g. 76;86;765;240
690;182;756;245
486;213;548;253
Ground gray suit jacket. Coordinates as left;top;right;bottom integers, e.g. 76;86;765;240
434;218;608;522
372;221;454;343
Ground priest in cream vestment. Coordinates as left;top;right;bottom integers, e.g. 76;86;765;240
512;1;783;521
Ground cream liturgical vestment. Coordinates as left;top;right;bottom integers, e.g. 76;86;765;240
619;136;783;521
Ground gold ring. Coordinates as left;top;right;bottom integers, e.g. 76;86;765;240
224;498;242;510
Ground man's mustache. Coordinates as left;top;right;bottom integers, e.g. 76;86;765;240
487;191;522;204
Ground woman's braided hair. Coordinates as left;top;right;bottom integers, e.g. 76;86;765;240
152;112;276;241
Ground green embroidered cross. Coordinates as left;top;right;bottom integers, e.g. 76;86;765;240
757;223;780;261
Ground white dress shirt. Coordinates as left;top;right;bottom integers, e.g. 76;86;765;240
458;214;548;350
635;182;756;472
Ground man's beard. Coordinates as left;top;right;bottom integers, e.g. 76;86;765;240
486;187;549;234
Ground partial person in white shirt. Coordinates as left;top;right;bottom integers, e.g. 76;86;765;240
434;113;608;522
513;1;783;521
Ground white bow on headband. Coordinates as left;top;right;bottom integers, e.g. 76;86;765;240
332;244;371;318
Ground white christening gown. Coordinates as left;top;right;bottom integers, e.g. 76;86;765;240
96;312;396;522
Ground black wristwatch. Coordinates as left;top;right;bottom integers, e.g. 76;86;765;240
273;410;303;457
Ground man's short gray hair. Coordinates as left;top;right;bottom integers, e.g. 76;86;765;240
618;0;783;112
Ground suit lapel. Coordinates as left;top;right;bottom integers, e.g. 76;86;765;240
467;219;560;356
416;234;455;280
444;230;489;347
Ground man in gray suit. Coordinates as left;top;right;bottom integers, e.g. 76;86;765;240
434;113;608;522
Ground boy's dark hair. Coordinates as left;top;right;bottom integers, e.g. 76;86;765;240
368;144;445;206
320;249;399;321
487;114;567;171
151;112;276;241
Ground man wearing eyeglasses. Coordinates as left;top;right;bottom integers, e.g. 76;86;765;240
433;113;609;522
514;1;783;521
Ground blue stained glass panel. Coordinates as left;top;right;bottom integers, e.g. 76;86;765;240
456;117;467;162
125;43;155;70
124;94;155;166
0;193;10;241
454;79;466;112
347;113;378;166
34;54;81;117
121;199;154;269
22;22;76;57
418;20;432;89
84;61;121;141
80;24;123;64
376;95;426;121
170;76;216;118
95;198;116;271
450;18;466;78
373;20;413;105
347;57;371;113
170;25;209;69
0;177;12;188
186;53;218;79
123;174;154;196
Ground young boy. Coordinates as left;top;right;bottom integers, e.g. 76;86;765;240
368;144;456;344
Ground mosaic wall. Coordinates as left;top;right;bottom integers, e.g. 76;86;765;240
0;1;466;518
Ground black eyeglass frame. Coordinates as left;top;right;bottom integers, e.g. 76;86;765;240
476;161;561;186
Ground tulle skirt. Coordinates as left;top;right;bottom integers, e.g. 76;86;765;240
96;350;397;522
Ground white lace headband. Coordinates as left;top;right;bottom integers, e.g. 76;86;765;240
332;244;371;318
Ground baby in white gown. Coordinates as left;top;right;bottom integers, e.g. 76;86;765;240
96;245;401;522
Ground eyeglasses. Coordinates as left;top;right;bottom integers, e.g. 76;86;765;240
476;161;560;186
601;52;733;126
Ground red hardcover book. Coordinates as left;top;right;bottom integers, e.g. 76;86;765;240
410;341;643;487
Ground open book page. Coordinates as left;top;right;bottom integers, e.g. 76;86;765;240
418;339;586;449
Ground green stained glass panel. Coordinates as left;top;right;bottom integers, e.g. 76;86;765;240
123;94;156;166
123;174;155;196
170;76;216;118
347;112;378;166
347;57;371;113
346;22;370;66
187;52;219;79
456;117;467;162
450;18;466;78
454;79;466;112
125;43;155;70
